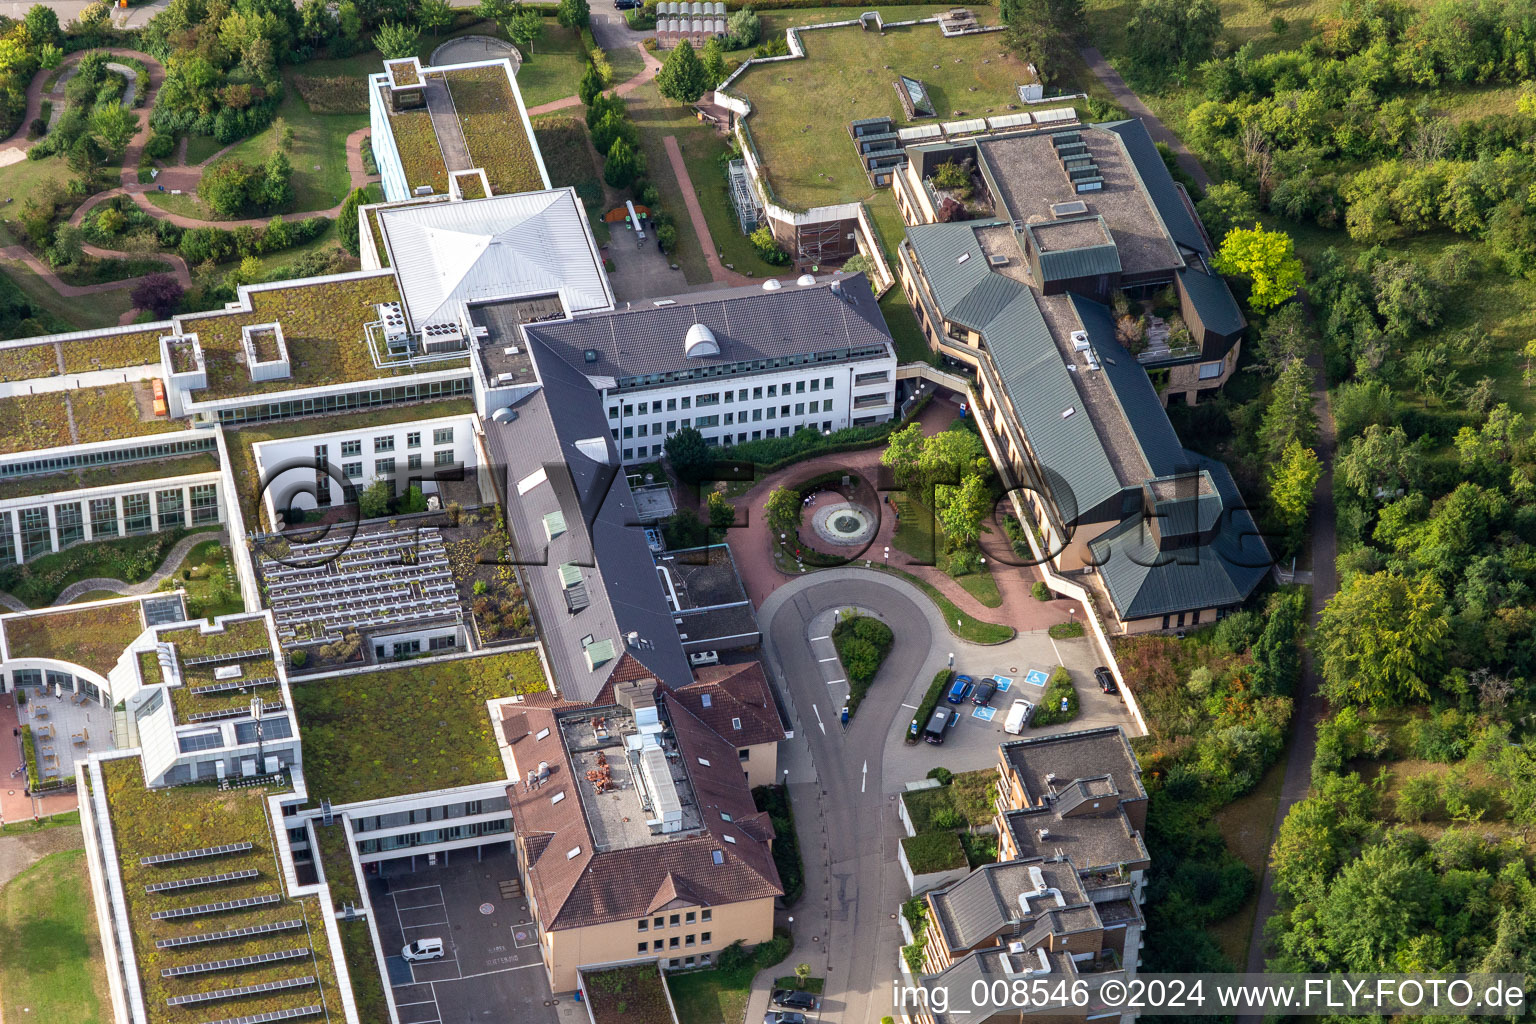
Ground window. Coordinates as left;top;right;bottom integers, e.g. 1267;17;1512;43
824;376;835;389
375;458;395;475
724;391;733;404
608;406;619;420
639;942;649;954
724;412;734;425
654;917;665;928
623;448;634;460
795;403;805;415
156;489;185;529
681;418;691;429
702;910;711;922
623;426;633;439
429;635;455;651
122;493;152;535
407;431;421;448
695;415;719;428
686;934;696;946
434;427;454;445
738;389;747;401
696;392;719;407
701;931;712;943
669;936;680;949
639;919;649;931
796;380;806;393
435;450;455;466
780;405;790;417
738;747;750;761
653;939;664;951
667;398;677;411
810;379;820;392
767;385;777;397
637;402;649;414
751;430;761;440
55;502;84;548
90;497;118;538
341;439;361;457
624;404;634;416
752;387;763;400
855;370;889;385
686;911;696;924
670;914;680;926
19;507;50;559
752;408;762;422
666;420;677;433
1198;361;1225;380
408;453;422;470
638;424;648;437
190;484;219;525
374;436;395;453
681;396;691;409
765;408;775;420
343;462;362;479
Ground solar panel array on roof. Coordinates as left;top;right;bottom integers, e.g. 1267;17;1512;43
161;947;311;978
190;677;279;697
183;648;269;666
165;975;317;1007
155;919;305;950
144;868;260;894
185;701;283;724
140;842;254;867
150;893;283;921
200;1004;324;1024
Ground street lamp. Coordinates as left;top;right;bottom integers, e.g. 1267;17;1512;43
251;697;264;773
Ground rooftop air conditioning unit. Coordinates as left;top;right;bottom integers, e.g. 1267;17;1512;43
1038;828;1051;841
1086;355;1100;371
504;345;521;356
377;302;409;343
1070;331;1089;351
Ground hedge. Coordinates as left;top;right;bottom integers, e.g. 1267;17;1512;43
753;784;804;904
902;831;966;874
1029;665;1078;727
907;668;951;742
726;421;898;472
1047;620;1084;639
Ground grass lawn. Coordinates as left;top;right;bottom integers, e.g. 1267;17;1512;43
181;134;227;165
1207;756;1287;966
67;588;122;603
606;38;647;84
533;114;610;243
728;16;1027;212
624;80;714;284
514;24;591;108
1;262;133;335
872;564;1014;643
163;536;243;621
773;976;825;994
221;84;367;214
0;848;109;1024
667;964;756;1024
0;809;79;835
892;496;1003;607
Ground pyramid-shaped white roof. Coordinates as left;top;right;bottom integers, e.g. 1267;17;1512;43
378;189;613;328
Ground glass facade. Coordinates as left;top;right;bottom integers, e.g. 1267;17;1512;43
19;507;50;560
122;493;152;535
156;489;185;530
89;498;118;538
0;436;217;482
190;484;220;525
211;378;473;426
55;502;84;548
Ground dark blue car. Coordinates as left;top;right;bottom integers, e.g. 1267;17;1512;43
946;674;974;704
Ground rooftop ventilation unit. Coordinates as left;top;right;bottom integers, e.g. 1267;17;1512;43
1060;407;1075;419
956;253;970;264
1086;354;1101;371
377;302;408;342
1038;828;1051;840
1071;331;1090;351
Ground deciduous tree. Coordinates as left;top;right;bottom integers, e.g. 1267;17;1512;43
372;21;420;59
657;39;708;102
1314;570;1451;707
1212;223;1304;313
763;486;801;537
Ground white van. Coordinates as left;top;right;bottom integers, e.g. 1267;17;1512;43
1003;700;1033;735
402;938;445;962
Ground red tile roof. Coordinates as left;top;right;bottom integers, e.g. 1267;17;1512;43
671;663;785;749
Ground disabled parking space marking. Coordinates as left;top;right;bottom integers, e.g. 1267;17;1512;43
993;675;1013;692
971;706;997;721
1023;669;1050;688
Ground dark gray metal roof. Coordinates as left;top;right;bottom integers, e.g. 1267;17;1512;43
1037;243;1122;282
906;223;1123;515
1088;453;1270;619
1178;262;1247;350
521;274;892;380
1070;295;1187;478
1101;119;1207;255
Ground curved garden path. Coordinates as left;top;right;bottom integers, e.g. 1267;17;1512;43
526;39;662;115
42;529;228;607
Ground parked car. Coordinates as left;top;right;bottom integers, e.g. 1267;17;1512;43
771;990;820;1012
765;1014;807;1024
922;708;949;745
946;674;974;704
401;938;444;962
971;678;996;706
1003;699;1034;734
1094;666;1118;694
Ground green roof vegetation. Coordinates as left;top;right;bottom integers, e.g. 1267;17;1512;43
185;275;466;399
901;768;998;832
0;340;60;382
901;830;967;874
3;601;145;678
584;964;676;1024
100;759;343;1024
60;329;165;374
444;66;544;196
312;822;389;1023
160;617;277;719
292;648;548;805
383;89;449;195
138;649;163;687
0;393;72;455
223;397;476;530
70;383;182;443
0;451;220;503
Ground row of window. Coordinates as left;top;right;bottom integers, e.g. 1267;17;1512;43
639;932;711;954
0;437;218;481
608;377;841;421
212;379;472;426
639;909;712;930
613;346;889;390
615;401;838;440
352;796;511;834
339;451;456;479
335;427;455;458
355;817;510;854
621;423;832;461
0;485;219;564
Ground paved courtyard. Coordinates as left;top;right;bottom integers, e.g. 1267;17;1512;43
367;845;560;1024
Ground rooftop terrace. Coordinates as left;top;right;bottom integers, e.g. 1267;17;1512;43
292;648;547;805
556;702;704;852
158;617;281;722
99;758;343;1024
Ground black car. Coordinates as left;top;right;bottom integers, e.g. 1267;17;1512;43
1094;666;1118;694
764;1014;807;1024
971;679;996;706
771;990;820;1012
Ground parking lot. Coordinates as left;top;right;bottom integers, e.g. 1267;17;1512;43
879;628;1132;787
366;845;558;1024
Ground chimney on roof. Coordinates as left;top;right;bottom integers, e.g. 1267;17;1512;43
1037;828;1051;841
616;678;659;712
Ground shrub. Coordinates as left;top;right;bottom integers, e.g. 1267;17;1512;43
1047;620;1084;639
902;831;966;874
926;766;953;785
1031;581;1052;601
1030;666;1078;726
144;132;175;160
130;274;184;317
290;649;308;668
750;225;790;265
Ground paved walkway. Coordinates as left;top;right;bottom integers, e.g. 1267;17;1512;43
0;693;81;824
662;135;761;288
1238;351;1337;996
526;40;663;115
49;528;226;606
721;395;1079;633
1077;47;1211;190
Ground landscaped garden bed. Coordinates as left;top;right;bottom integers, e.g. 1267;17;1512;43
157;536;240;622
753;784;804;904
291;648;547;804
1029;665;1079;727
445;505;533;644
831;611;893;716
0;529;200;609
901;767;996;832
901;830;966;873
3;601;146;678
